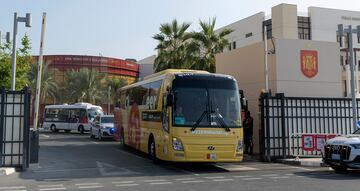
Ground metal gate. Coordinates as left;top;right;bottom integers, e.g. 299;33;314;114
259;93;357;161
0;87;30;169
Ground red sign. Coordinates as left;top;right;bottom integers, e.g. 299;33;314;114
302;134;315;151
315;135;327;151
300;50;318;78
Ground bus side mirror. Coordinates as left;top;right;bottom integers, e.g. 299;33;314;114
166;92;173;107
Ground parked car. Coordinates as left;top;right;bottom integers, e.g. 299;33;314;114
322;128;360;172
90;115;115;140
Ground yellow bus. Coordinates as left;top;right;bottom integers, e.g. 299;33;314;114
114;69;244;163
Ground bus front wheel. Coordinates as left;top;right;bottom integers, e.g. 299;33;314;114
78;125;85;134
148;137;159;164
50;124;58;133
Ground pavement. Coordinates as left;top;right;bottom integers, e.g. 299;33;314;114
0;167;16;176
276;157;326;167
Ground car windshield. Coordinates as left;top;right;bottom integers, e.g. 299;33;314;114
172;76;241;128
101;116;114;123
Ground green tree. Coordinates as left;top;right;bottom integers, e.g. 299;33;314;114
63;68;105;104
153;19;193;72
28;61;58;104
191;18;233;73
0;35;32;89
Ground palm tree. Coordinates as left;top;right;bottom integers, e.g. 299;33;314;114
191;17;233;73
153;19;193;72
64;68;105;104
104;77;127;106
28;61;58;104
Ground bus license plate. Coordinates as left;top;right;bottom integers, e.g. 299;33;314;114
331;154;340;160
210;153;217;160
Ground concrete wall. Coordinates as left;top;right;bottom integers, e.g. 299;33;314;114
275;38;342;97
272;4;298;39
138;55;156;80
216;12;265;50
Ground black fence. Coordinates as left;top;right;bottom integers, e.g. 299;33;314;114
0;87;30;169
259;93;358;161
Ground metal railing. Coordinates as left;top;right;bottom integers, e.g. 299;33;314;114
0;87;30;169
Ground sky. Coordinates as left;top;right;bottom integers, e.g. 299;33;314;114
0;0;359;61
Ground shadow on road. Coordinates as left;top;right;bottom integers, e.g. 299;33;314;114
18;132;241;181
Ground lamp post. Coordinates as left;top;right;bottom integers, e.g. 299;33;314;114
10;12;31;90
108;86;111;114
338;24;360;131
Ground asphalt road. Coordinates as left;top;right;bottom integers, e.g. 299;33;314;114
0;131;360;191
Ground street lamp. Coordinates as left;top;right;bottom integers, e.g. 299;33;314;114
10;12;31;90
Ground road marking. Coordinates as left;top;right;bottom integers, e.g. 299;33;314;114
261;174;279;177
204;176;225;179
143;179;167;182
41;134;50;138
91;141;99;144
285;174;294;176
174;178;196;181
78;185;104;189
270;176;290;179
296;176;305;178
38;185;64;188
75;183;100;186
112;181;134;184
96;161;139;176
149;182;173;185
233;175;252;178
115;184;139;187
39;188;66;191
213;179;234;182
0;186;26;190
182;180;205;184
242;177;262;180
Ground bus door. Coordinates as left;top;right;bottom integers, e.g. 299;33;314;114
69;109;81;130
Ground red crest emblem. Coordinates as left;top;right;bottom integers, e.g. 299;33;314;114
301;50;318;78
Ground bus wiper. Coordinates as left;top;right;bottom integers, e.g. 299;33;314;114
209;99;230;132
191;110;208;131
211;110;230;132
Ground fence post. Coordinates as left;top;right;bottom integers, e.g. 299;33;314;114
259;93;265;161
23;86;30;169
0;87;5;166
277;93;286;159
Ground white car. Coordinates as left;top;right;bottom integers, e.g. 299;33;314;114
89;115;115;141
323;129;360;171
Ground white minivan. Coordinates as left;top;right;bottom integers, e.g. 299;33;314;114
43;103;104;133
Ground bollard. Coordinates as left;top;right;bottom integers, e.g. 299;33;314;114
29;129;39;164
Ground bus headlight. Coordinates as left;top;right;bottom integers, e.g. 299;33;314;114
172;138;184;151
236;139;244;152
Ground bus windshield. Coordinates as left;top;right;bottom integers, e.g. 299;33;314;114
88;108;104;120
172;76;241;128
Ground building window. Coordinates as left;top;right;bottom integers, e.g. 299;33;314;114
344;80;347;97
232;41;236;50
263;19;272;40
340;55;344;66
298;16;311;40
245;32;253;38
